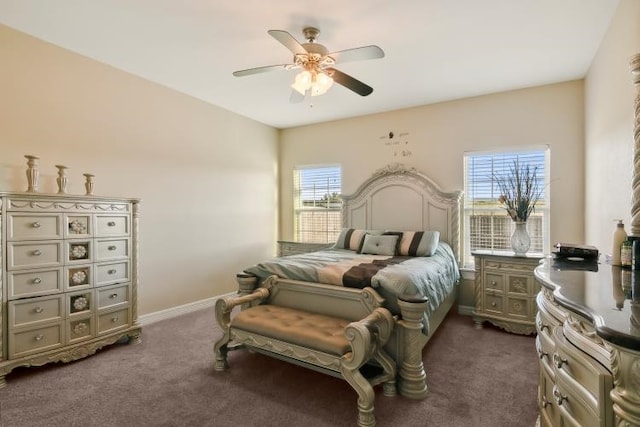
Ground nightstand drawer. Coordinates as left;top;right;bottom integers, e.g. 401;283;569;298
507;274;531;294
9;294;64;328
8;268;63;299
9;322;64;358
483;294;504;314
7;241;63;270
7;213;62;241
506;296;531;319
484;273;505;292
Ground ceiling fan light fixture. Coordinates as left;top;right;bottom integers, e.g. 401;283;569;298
291;69;334;96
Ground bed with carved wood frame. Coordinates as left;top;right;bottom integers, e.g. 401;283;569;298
235;163;462;399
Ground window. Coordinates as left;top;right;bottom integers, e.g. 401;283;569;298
463;147;550;266
293;165;342;243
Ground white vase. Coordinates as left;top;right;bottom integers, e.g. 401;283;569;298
511;222;531;256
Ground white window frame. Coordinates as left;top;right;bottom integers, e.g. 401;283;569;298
293;164;342;243
463;146;550;267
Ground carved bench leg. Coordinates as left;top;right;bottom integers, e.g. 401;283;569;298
397;296;430;399
342;368;376;427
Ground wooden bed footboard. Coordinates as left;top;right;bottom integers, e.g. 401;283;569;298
234;273;454;399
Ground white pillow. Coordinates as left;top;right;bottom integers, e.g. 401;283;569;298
359;234;399;256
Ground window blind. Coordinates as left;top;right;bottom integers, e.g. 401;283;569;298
293;165;342;243
463;148;550;266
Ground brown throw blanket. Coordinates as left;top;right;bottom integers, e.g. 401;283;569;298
342;256;411;289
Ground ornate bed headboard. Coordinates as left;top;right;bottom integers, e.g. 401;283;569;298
342;164;463;261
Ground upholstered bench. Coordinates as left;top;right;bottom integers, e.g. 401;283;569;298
214;276;396;427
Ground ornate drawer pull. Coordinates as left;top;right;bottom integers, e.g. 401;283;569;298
111;316;119;323
34;334;44;341
32;221;41;228
108;269;117;275
553;353;567;369
541;396;551;408
491;301;497;307
538;349;548;360
536;318;549;332
34;306;44;313
109;293;119;299
107;221;116;227
552;386;567;406
32;277;42;284
32;249;42;256
108;245;117;251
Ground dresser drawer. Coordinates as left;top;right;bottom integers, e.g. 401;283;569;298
7;241;63;270
67;290;93;317
484;273;505;292
97;284;130;309
67;315;95;344
7;213;62;241
7;268;63;299
95;215;130;237
552;327;613;417
65;265;93;290
553;378;607;427
97;307;131;335
64;214;92;238
9;322;64;359
65;240;92;264
9;294;64;328
95;261;130;287
95;238;130;261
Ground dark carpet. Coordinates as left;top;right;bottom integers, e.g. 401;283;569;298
0;307;538;426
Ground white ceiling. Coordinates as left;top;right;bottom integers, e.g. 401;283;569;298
0;0;620;129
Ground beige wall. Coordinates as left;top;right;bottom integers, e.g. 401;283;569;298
280;81;586;254
585;0;640;257
0;25;279;315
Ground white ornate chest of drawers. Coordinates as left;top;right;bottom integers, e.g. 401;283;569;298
0;192;141;387
472;251;543;335
535;258;640;427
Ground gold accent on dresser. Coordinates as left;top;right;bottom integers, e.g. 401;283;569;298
0;192;142;387
472;251;543;335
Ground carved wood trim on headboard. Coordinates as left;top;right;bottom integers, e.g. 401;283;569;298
341;163;463;262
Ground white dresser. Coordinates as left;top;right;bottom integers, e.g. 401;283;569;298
0;192;141;387
535;258;640;427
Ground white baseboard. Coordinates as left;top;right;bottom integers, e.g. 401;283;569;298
138;292;236;326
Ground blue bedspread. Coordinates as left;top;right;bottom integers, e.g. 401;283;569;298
244;243;460;321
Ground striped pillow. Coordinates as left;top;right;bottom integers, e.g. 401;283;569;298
334;228;382;251
395;231;441;257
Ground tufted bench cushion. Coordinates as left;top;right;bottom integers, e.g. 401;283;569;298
231;305;351;356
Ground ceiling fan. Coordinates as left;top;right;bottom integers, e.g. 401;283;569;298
232;27;384;101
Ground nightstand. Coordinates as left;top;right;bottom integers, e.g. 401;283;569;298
472;250;543;335
277;241;333;257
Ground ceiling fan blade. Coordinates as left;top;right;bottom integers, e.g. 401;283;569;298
268;30;308;55
326;68;374;96
232;64;289;77
328;45;384;64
